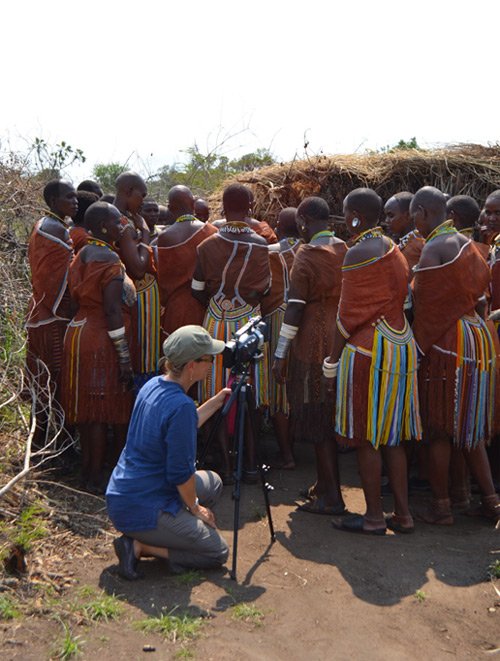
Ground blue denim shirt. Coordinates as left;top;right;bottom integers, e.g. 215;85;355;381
106;377;198;532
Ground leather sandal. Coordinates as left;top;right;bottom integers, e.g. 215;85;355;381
332;514;386;536
297;496;347;516
298;485;318;500
465;494;500;526
385;513;415;534
415;498;453;525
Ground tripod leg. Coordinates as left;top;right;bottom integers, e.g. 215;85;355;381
230;384;247;581
258;464;276;542
246;385;276;543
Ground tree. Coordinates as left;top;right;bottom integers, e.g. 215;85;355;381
378;137;422;154
229;148;275;172
92;162;127;194
148;145;275;199
30;137;86;180
92;145;276;201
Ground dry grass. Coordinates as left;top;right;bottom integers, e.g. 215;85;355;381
0;159;42;496
209;144;500;235
0;156;100;597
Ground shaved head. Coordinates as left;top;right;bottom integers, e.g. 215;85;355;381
84;201;120;234
391;191;414;213
77;179;103;197
74;190;99;226
410;186;447;220
223;184;251;215
168;185;195;216
43;179;74;206
276;207;299;239
115;171;146;192
194;197;210;222
486;189;500;203
158;204;175;225
409;186;448;237
297;197;330;223
446;195;480;230
344;188;382;225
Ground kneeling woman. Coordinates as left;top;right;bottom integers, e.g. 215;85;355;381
106;326;230;579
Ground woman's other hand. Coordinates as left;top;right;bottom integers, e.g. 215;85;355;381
192;504;216;528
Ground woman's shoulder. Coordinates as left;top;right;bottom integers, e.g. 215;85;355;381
345;235;391;267
145;377;194;405
80;244;120;265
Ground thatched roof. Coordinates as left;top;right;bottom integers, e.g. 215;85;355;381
209;144;500;234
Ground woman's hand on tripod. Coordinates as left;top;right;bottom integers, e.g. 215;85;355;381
197;388;232;427
214;387;232;406
192;504;217;528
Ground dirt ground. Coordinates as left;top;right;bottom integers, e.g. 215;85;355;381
1;439;499;661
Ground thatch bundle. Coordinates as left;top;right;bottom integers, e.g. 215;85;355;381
209;144;500;235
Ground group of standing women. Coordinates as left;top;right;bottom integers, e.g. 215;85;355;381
27;176;154;490
26;174;500;536
271;186;500;533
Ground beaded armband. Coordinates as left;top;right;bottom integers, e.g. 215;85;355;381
191;278;206;291
274;323;298;359
322;358;339;379
108;327;131;364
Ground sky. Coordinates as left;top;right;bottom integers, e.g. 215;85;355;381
1;0;498;184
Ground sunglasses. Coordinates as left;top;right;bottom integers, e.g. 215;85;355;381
195;356;215;364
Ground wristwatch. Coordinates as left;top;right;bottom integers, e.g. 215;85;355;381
188;497;199;512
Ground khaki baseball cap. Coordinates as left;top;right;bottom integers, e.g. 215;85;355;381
162;325;225;366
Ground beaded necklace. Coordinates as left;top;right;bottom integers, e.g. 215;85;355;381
219;221;252;235
352;226;384;245
310;230;333;244
460;227;474;239
425;220;457;244
46;210;70;227
87;237;116;252
175;214;197;223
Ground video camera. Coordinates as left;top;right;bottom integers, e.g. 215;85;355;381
222;316;268;370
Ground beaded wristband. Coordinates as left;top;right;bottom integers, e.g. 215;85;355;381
274;323;299;359
274;336;291;359
108;326;125;339
108;328;131;364
280;323;299;339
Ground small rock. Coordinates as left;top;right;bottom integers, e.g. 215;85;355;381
488;607;496;613
143;644;156;652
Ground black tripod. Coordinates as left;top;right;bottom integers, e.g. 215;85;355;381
198;362;276;580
